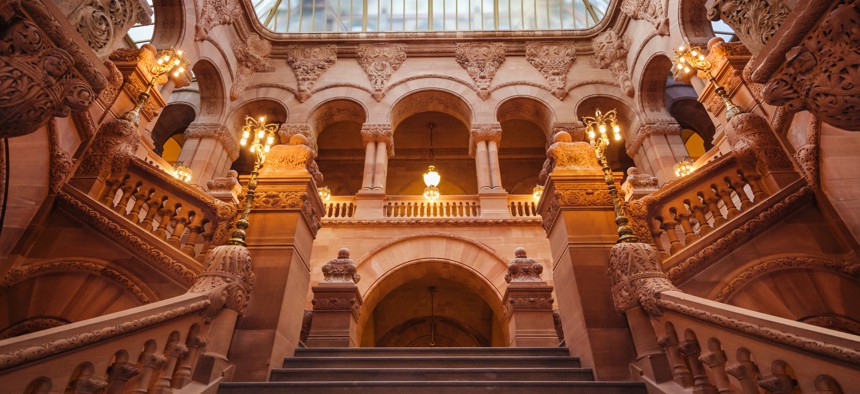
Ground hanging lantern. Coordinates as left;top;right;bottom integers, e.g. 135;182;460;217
423;165;440;200
532;185;544;200
318;186;332;202
172;162;192;183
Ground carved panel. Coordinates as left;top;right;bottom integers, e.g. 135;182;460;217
454;42;506;100
706;0;790;54
285;45;337;103
621;0;669;34
525;42;576;100
195;0;242;40
65;0;152;58
356;44;406;101
592;30;634;97
230;33;275;101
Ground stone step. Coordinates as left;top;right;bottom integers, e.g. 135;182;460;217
295;347;570;358
282;355;582;369
219;381;647;394
270;367;594;382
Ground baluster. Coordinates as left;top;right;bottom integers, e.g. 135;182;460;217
699;339;731;394
475;202;480;216
153;203;180;239
716;187;740;219
181;216;206;257
73;377;108;394
725;348;761;394
509;202;516;216
675;211;699;245
650;227;670;259
105;361;139;394
152;342;188;394
114;181;139;215
657;324;693;387
704;193;727;227
659;219;683;254
677;334;717;394
142;196;168;230
168;211;193;248
739;171;768;202
132;352;166;394
756;360;797;394
690;204;712;236
173;336;207;388
729;177;754;210
100;175;128;205
127;188;154;222
199;230;214;259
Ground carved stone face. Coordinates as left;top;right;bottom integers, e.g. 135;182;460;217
42;48;74;79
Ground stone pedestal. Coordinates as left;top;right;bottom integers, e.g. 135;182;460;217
353;191;386;219
477;190;510;219
503;282;558;347
307;283;362;347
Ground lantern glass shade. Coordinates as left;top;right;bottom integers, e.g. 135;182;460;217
423;165;440;187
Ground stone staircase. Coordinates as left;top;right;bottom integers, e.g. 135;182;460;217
219;347;646;393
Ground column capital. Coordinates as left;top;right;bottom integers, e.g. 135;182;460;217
360;124;394;156
625;121;681;157
185;123;240;161
469;123;502;156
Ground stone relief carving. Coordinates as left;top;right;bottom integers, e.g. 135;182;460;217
454;42;506;100
715;256;860;302
285;45;337;103
795;117;820;188
230;33;275;101
626;121;682;157
504;292;554;314
608;242;679;315
468;123;502;156
592;30;634;97
261;136;320;181
621;167;659;201
190;244;255;315
505;247;544;283
195;0;242;40
554;184;613;207
48;119;74;194
621;0;669;34
98;59;124;108
361;124;394;156
725;112;792;173
0;317;69;340
356;44;406;101
525;42;576;100
76;118;140;180
706;0;789;54
761;2;860;131
321;248;361;283
185;123;240;161
548;140;601;172
1;259;153;303
65;0;151;58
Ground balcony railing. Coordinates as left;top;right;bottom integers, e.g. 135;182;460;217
384;195;481;218
507;194;540;218
323;196;357;219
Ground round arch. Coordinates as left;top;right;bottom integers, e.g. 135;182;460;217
307;98;368;137
150;0;187;48
151;103;196;160
389;90;474;132
192;58;227;122
495;97;553;193
309;98;368;195
638;54;675;119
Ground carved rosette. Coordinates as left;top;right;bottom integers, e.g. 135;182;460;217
285;45;337;103
76;117;140;179
0;15;99;138
321;248;361;284
761;2;860;131
231;33;275;101
592;30;634;97
505;247;544;283
468;123;502;157
525;42;576;99
706;0;789;54
361;124;394;156
185;123;240;161
725;112;792;173
195;0;242;40
620;0;668;34
65;0;152;58
190;244;255;316
454;42;506;100
356;44;406;101
607;242;678;316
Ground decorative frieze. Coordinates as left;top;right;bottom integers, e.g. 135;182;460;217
357;44;406;101
608;242;678;315
321;248;360;284
706;0;790;54
525;42;576;100
64;0;152;58
592;30;634;97
185;123;240;161
195;0;242;40
230;33;275;100
621;0;669;34
285;44;337;103
454;42;506;100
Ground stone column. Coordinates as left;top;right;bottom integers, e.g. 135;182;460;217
360;139;377;191
474;140;491;191
306;248;363;347
625;121;687;184
471;123;508;217
179;123;240;189
355;124;393;219
226;140;325;381
374;139;389;191
502;247;559;347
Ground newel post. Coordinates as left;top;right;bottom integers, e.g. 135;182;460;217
306;248;363;347
502;247;559;347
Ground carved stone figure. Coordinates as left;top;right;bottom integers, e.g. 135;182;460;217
592;30;634;97
454;43;506;100
525;42;576;100
285;45;337;103
357;44;406;101
231;33;275;101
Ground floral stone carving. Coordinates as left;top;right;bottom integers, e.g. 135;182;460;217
195;0;242;40
231;33;275;100
608;242;678;316
321;248;360;284
468;123;502;156
525;42;576;100
454;42;506;100
706;0;789;55
190;244;255;316
621;0;669;34
546;131;601;172
357;44;406;101
285;45;337;103
592;30;634;97
725;112;792;173
76;117;140;179
505;247;544;283
186;123;240;161
65;0;152;58
761;2;860;131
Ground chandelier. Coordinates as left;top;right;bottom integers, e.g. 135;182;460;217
674;157;696;178
423;123;441;200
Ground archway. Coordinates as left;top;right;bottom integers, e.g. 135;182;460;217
310;99;367;195
575;96;637;174
359;260;507;347
151;103;196;161
496;97;553;194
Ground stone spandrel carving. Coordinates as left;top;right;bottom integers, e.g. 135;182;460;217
322;248;360;284
357;44;406;101
0;17;98;138
505;247;544;283
454;42;506;100
64;0;152;58
230;33;275;101
621;0;669;34
608;242;679;316
285;44;337;103
592;30;634;97
195;0;242;40
706;0;790;55
762;1;860;131
525;42;576;100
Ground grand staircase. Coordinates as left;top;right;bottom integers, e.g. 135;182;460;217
219;347;646;393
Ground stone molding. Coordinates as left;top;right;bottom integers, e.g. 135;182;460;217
185;123;240;161
321;248;360;284
468;123;502;156
554;183;613;207
231;33;275;100
195;0;242;40
0;317;69;340
285;44;337;103
525;42;576;100
354;231;507;268
761;1;860;131
48;119;74;194
190;244;255;315
356;44;406;101
625;121;682;157
608;242;679;315
592;30;634;97
259;141;319;181
706;0;789;54
620;0;668;34
795;116;820;188
505;247;544;283
323;217;542;227
238;188;322;236
63;0;151;58
454;42;506;100
504;288;554;317
311;287;362;319
207;170;242;202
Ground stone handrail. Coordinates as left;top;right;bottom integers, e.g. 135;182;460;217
507;195;541;218
650;291;860;393
627;154;770;258
383;195;481;218
323;196;356;219
98;157;236;259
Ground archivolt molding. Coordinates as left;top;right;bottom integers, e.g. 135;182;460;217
0;317;70;340
310;83;374;96
355;232;507;270
247;82;298;96
383;74;478;96
800;314;860;336
0;258;157;304
713;256;860;303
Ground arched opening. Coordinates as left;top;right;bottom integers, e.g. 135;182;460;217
192;59;227;123
359;260;507;347
229;99;288;174
151;103;196;162
639;55;674;119
496;98;553;194
311;99;367;196
668;97;716;153
678;0;716;45
575;96;636;175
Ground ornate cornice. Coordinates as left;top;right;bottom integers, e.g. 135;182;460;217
323;217;542;227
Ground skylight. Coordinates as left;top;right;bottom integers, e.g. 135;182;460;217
253;0;612;33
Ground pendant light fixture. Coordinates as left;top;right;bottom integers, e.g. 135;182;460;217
423;123;441;200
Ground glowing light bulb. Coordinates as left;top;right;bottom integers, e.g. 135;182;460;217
678;46;685;51
588;130;596;140
612;122;620;134
684;67;691;73
174;59;181;65
423;165;440;187
176;50;183;56
266;136;274;145
679;57;686;64
264;145;270;153
250;145;256;153
677;63;684;70
162;55;170;62
257;130;265;138
157;59;163;65
240;138;247;146
243;130;250;139
691;51;698;56
598;124;607;134
614;133;621;141
173;71;179;77
259;116;265;123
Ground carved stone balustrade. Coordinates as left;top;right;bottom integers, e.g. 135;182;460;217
322;196;356;220
507;195;540;218
384;195;481;219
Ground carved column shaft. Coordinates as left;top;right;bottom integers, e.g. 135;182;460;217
373;140;388;190
474;141;491;191
487;140;503;189
361;141;377;191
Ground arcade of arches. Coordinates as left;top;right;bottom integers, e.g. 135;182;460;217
1;0;860;392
